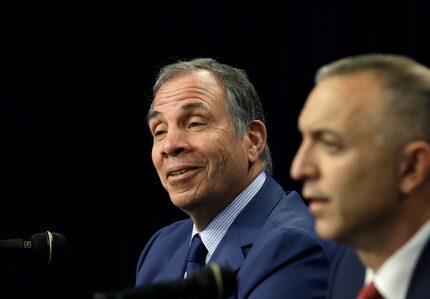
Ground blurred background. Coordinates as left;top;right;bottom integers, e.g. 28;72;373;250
2;1;429;298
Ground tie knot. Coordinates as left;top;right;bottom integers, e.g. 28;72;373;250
356;282;383;299
186;234;208;276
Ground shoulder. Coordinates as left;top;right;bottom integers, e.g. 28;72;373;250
328;246;364;299
135;218;193;286
269;188;341;259
139;218;192;252
235;179;341;298
257;176;340;260
237;205;337;299
136;219;191;268
150;218;192;240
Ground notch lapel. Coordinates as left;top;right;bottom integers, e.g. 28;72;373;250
209;176;283;272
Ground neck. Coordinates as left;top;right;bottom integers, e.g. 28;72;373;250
190;165;264;231
354;205;430;272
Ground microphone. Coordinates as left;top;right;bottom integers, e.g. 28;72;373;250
94;264;236;299
0;231;69;264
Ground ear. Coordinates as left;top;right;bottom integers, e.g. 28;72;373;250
398;141;430;194
245;120;267;164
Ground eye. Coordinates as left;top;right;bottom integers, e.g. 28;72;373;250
151;123;167;139
189;122;204;127
188;116;207;129
320;138;342;152
313;131;343;153
153;129;166;137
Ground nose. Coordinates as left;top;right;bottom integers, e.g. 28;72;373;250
290;141;318;181
159;128;190;158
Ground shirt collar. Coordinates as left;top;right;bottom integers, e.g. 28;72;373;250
191;172;267;261
365;218;430;299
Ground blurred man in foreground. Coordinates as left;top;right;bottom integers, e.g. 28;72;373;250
291;54;430;299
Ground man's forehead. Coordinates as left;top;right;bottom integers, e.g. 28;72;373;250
148;101;211;123
156;70;222;94
299;75;382;133
153;72;224;105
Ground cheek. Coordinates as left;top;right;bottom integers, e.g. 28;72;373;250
204;140;230;175
321;158;367;208
329;162;391;213
205;131;239;163
151;147;162;170
218;138;246;165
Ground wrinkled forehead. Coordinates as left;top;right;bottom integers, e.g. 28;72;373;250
147;71;227;122
157;70;223;96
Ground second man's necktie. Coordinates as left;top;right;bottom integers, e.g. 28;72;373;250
356;282;383;299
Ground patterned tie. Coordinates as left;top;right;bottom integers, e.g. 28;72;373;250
356;282;383;299
185;234;208;276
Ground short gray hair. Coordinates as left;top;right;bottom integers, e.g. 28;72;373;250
316;54;430;147
150;58;273;174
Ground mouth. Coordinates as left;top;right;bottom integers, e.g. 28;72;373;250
166;166;200;179
306;197;329;215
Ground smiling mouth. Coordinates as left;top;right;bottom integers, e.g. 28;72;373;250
169;169;189;177
167;167;199;178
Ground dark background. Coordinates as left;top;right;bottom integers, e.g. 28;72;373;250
2;1;429;298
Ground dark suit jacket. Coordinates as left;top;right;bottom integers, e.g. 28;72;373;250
136;176;339;299
328;238;430;299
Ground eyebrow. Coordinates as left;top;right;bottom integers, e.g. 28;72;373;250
147;110;162;123
147;102;210;123
307;128;342;141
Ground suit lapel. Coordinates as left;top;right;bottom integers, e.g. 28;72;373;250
406;236;430;298
209;176;283;272
209;225;246;271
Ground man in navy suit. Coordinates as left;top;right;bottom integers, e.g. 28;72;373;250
136;58;337;298
291;54;430;299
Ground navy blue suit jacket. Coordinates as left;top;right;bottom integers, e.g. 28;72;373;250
328;238;430;299
136;176;339;298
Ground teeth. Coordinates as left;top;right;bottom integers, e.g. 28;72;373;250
170;169;188;176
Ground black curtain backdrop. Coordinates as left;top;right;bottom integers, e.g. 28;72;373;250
2;1;429;298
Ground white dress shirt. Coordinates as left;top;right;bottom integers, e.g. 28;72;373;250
191;171;266;263
364;219;430;299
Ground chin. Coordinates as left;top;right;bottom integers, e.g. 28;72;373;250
170;194;203;210
315;220;342;241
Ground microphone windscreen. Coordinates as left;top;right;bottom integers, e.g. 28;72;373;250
31;232;69;264
186;265;236;299
93;264;236;299
219;266;236;297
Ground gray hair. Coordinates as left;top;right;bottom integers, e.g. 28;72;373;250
150;58;273;175
315;53;430;147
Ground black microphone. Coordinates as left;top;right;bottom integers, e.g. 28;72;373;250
94;264;236;299
0;231;69;264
